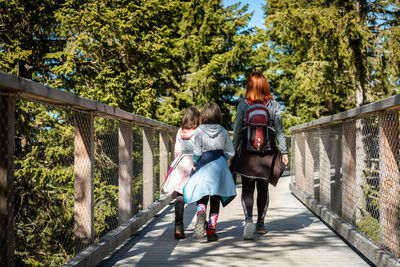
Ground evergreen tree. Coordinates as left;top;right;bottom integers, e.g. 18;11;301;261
0;0;66;80
157;0;257;128
53;0;181;117
262;0;400;126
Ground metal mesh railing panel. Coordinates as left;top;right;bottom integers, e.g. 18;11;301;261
354;116;381;244
378;111;400;256
93;117;119;242
132;125;144;214
13;99;76;266
292;110;400;258
153;129;160;200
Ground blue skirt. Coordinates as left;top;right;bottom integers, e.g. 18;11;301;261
183;150;236;207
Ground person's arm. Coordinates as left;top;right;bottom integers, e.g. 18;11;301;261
232;100;246;151
272;102;288;154
224;130;235;160
193;129;202;165
174;129;181;158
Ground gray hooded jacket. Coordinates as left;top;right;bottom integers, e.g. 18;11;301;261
193;124;235;164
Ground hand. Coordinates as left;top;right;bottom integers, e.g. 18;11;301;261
282;154;289;170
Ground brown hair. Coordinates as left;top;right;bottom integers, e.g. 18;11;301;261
200;102;222;125
245;72;273;103
181;106;200;129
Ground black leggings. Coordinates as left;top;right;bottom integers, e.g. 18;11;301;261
196;195;220;215
241;176;269;223
175;193;185;224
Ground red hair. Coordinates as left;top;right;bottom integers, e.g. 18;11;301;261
245;72;273;103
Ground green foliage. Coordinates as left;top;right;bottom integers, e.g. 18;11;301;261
4;0;400;265
0;0;67;79
357;213;380;244
156;0;258;128
14;102;75;266
261;0;400;128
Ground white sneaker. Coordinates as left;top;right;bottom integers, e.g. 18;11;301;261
194;212;206;238
243;222;255;240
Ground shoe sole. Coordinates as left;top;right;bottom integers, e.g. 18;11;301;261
207;235;219;242
256;229;267;234
174;232;185;239
243;223;255;240
194;212;206;238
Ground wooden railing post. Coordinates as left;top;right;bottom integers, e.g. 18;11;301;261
379;111;400;257
290;135;296;183
342;121;357;224
319;128;331;209
294;133;305;191
74;112;94;253
143;127;154;209
118;122;133;224
304;131;314;196
354;120;366;222
0;94;15;267
330;131;342;215
159;131;169;189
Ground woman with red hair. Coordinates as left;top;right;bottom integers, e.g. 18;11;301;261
231;72;288;240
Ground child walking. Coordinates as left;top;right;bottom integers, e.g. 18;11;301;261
161;106;200;239
183;102;236;242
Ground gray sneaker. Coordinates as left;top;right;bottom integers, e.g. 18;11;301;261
194;212;206;238
242;222;255;240
256;222;267;234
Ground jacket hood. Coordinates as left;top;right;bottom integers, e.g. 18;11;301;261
180;128;196;140
199;124;223;138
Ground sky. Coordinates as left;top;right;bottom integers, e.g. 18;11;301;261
223;0;266;29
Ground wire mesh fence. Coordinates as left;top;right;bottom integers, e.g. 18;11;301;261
291;110;400;259
93;117;119;244
13;99;76;266
2;93;177;266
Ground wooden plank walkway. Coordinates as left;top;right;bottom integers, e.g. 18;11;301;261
98;176;373;267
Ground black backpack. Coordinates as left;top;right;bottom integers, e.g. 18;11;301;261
242;99;276;153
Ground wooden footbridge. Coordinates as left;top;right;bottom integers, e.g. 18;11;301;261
98;176;372;267
0;72;399;267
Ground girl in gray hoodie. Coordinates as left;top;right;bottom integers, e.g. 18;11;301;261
183;102;236;242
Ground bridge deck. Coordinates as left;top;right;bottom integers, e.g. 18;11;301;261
98;176;372;267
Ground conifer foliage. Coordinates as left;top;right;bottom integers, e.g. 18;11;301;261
262;0;400;125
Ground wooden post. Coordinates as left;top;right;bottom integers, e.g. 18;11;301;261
355;119;366;223
74;112;94;253
290;135;295;184
0;95;15;267
159;131;169;189
330;131;342;215
118;122;133;224
304;132;314;196
342;120;357;224
294;133;305;191
379;111;400;257
319;128;331;209
143;127;154;209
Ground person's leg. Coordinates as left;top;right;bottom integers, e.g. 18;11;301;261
241;176;255;222
256;179;269;234
241;176;256;240
194;195;209;238
175;193;184;224
174;193;185;239
196;195;209;214
206;195;221;242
